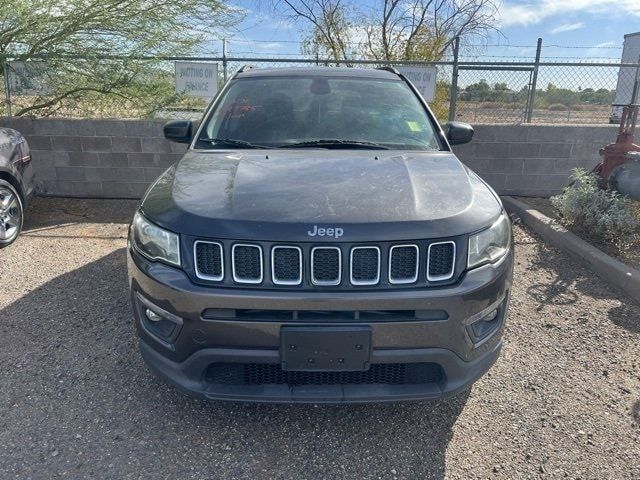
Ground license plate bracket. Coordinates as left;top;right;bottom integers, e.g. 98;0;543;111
280;326;372;371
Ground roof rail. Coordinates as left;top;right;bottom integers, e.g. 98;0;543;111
377;66;400;75
236;64;255;74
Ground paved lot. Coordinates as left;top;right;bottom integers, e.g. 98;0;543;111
1;197;639;480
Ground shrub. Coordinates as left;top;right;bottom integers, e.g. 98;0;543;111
547;103;568;111
551;168;640;241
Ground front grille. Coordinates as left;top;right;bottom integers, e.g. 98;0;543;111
194;241;223;281
389;245;419;284
191;239;458;288
311;247;341;285
272;246;302;285
232;244;263;283
350;247;380;285
427;241;456;281
206;363;443;386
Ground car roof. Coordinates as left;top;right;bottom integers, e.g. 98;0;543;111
234;66;401;80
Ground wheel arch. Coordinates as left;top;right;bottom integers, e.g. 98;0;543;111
0;170;25;204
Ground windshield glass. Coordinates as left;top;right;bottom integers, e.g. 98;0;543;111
196;75;442;150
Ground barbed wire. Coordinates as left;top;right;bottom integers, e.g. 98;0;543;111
223;50;625;62
222;38;624;50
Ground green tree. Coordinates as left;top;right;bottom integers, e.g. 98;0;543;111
579;88;614;105
0;0;239;117
463;79;490;100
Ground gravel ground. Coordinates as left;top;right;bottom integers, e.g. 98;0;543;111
0;197;639;480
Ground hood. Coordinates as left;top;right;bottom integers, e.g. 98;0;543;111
141;149;502;242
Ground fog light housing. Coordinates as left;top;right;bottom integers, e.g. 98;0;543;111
470;309;499;340
135;293;183;345
144;314;176;339
145;308;162;322
465;298;506;345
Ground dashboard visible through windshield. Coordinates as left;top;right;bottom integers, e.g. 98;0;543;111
196;75;442;150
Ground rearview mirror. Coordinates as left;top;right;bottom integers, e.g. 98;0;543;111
163;120;193;144
443;121;474;146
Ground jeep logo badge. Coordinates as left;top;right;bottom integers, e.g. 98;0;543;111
307;225;344;239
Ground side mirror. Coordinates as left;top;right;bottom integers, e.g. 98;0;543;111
444;121;474;145
163;120;193;144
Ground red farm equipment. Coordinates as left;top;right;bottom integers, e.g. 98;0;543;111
595;64;640;200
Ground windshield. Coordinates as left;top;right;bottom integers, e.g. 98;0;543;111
196;75;442;150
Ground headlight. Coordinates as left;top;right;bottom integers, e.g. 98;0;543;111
468;213;510;269
130;211;181;266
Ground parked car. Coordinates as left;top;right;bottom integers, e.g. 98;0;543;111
0;127;34;248
127;67;513;403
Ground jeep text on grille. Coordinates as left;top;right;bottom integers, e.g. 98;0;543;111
307;225;344;238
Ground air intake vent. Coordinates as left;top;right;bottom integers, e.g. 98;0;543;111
427;241;455;281
194;241;223;281
206;363;444;386
232;244;263;284
272;246;302;285
389;245;419;284
311;247;341;286
350;247;380;285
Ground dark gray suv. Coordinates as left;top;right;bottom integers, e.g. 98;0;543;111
127;67;513;403
0;127;34;248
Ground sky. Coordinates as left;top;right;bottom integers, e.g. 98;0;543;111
219;0;640;63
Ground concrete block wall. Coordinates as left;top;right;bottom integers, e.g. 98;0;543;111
0;117;618;198
1;117;187;198
452;124;615;197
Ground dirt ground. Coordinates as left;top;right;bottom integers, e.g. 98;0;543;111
0;197;638;479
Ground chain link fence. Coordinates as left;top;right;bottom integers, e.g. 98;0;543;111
1;51;639;125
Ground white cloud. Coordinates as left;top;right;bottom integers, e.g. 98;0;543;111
550;22;585;34
499;3;541;27
499;0;640;28
226;38;286;53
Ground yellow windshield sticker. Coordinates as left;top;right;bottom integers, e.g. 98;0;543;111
406;121;422;132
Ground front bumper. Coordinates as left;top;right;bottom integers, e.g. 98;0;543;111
128;247;512;403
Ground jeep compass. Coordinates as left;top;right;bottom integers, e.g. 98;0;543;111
127;67;513;403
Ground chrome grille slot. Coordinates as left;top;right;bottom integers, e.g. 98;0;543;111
389;245;419;284
350;246;380;285
232;244;263;284
311;247;341;286
272;246;302;285
194;241;223;281
427;241;456;281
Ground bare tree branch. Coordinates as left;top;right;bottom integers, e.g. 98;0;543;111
275;0;499;62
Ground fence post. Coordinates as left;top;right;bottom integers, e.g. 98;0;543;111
2;60;11;117
0;55;11;117
631;55;640;105
448;36;460;122
222;38;228;82
525;38;542;123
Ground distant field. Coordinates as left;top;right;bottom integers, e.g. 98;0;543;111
455;101;612;124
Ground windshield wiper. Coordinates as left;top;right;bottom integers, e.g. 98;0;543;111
200;138;273;149
278;139;390;150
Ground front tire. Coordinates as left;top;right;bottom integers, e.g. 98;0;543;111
0;180;23;248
